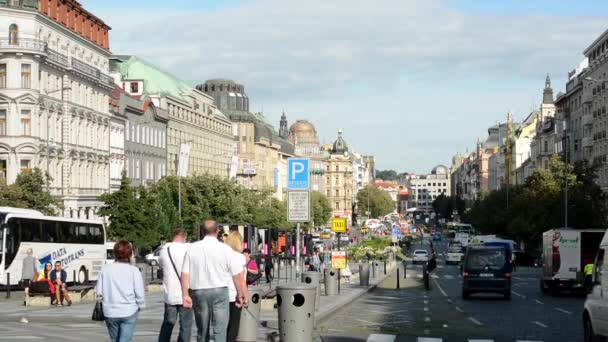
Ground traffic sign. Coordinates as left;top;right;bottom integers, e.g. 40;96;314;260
392;227;401;236
287;158;310;190
331;251;347;269
287;191;310;222
331;217;347;233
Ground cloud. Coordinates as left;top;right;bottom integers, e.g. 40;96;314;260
91;0;607;171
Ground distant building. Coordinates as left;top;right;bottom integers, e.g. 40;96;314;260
288;119;325;193
406;165;450;212
530;75;557;171
324;130;355;223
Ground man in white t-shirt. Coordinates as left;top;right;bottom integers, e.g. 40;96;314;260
181;220;247;342
158;228;192;342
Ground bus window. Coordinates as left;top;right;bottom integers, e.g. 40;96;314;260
42;221;58;243
61;222;74;243
21;219;41;242
89;225;103;244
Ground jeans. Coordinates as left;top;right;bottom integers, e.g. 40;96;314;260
105;312;138;342
191;287;229;342
158;303;193;342
227;301;241;342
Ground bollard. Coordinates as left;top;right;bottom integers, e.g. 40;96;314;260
423;264;430;291
403;261;407;279
371;262;376;278
73;270;77;285
324;269;338;295
384;261;387;275
236;288;263;342
396;268;400;289
277;283;316;342
6;273;9;299
301;271;321;310
277;258;281;281
359;264;370;286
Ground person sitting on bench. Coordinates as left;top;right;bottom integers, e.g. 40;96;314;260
30;262;56;298
50;261;72;306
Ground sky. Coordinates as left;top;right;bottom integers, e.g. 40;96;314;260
81;0;608;173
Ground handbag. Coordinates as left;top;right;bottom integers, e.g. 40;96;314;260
167;246;181;281
92;300;104;321
246;271;262;285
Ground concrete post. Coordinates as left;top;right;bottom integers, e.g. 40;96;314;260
324;269;338;295
301;271;321;310
359;264;370;286
277;283;316;342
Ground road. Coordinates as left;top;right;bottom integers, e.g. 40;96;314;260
317;239;585;342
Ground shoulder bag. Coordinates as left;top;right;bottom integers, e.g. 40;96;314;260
92;299;104;321
167;247;181;281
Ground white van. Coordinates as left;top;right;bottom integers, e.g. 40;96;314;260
105;242;116;264
583;230;608;341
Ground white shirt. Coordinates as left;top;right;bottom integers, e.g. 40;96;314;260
227;251;247;302
182;237;243;290
159;241;189;305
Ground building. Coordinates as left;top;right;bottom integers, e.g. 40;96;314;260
198;79;294;197
111;57;234;179
288;118;325;193
512;110;538;185
0;0;114;218
406;165;450;212
109;85;168;188
324;130;355;223
582;29;608;192
108;86;126;192
530;76;557;171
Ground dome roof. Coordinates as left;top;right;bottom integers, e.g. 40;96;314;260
332;129;349;155
289;120;317;134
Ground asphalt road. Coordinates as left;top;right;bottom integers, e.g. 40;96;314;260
317;239;585;342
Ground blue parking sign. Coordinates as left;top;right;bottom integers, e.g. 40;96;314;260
287;158;310;190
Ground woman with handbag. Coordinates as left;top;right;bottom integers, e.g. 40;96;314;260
224;231;247;342
30;262;56;299
243;249;261;285
94;240;145;342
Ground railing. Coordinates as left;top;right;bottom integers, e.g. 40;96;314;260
0;38;45;52
100;73;114;87
45;47;69;67
72;58;99;79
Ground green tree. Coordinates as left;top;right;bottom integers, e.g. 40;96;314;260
357;185;395;218
375;170;398;181
311;191;332;228
432;194;466;220
15;167;61;215
0;183;26;208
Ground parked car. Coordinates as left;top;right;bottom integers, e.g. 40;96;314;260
462;245;512;300
313;240;325;253
145;245;163;266
412;250;429;264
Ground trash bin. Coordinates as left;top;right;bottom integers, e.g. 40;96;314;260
236;288;263;342
277;283;316;342
324;269;338;295
301;271;321;310
359;264;370;286
373;261;381;278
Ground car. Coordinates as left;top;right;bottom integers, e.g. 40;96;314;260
461;245;512;300
583;229;608;342
145;245;163;266
446;245;464;265
412;250;429;264
313;240;325;253
311;233;321;242
340;235;350;242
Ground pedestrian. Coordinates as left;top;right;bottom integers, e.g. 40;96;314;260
224;231;248;342
585;262;595;291
158;228;192;342
243;248;260;285
181;220;248;342
311;248;321;272
50;261;72;306
264;256;274;284
20;248;38;305
95;240;145;342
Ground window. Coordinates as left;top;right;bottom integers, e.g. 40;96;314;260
335;202;340;210
20;159;31;173
0;110;5;135
543;141;548;153
335;189;339;196
594;248;605;285
0;64;5;88
0;160;6;184
135;159;140;179
125;121;129;142
20;110;31;136
130;82;139;93
21;64;31;88
8;24;18;45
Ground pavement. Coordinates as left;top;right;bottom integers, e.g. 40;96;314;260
317;239;586;342
0;254;396;341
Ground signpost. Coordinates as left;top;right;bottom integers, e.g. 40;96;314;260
331;251;347;269
331;217;347;233
287;158;310;277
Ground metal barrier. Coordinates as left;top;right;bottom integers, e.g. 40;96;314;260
277;283;316;342
237;288;263;342
301;271;321;310
324;269;338;295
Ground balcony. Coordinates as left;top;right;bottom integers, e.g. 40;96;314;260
45;48;68;67
71;58;114;88
582;114;594;127
0;38;45;53
583;136;593;148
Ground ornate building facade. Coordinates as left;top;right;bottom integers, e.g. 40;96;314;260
288;119;325;193
324;130;355;223
0;0;114;218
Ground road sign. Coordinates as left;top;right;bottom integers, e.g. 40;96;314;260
331;217;347;233
287;158;310;190
287;191;310;222
331;251;347;269
392;227;401;236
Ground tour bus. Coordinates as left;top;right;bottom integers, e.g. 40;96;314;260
0;207;107;286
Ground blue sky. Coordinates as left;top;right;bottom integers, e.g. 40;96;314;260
81;0;608;173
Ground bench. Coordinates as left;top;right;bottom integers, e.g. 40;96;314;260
26;284;95;306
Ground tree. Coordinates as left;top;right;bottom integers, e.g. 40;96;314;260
311;191;331;228
357;185;395;218
375;170;398;181
15;167;61;215
0;183;26;208
432;194;466;220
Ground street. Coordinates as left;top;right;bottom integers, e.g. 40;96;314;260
317;240;585;342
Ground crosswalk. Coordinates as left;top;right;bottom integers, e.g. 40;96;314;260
363;335;543;342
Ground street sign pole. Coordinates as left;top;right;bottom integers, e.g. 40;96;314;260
296;223;301;277
287;158;311;279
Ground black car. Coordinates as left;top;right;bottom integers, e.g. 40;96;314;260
462;245;512;300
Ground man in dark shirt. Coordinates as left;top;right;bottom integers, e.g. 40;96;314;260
50;261;72;306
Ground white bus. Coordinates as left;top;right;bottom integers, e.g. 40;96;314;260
0;207;107;286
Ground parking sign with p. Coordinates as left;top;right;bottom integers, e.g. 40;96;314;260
287;158;310;190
